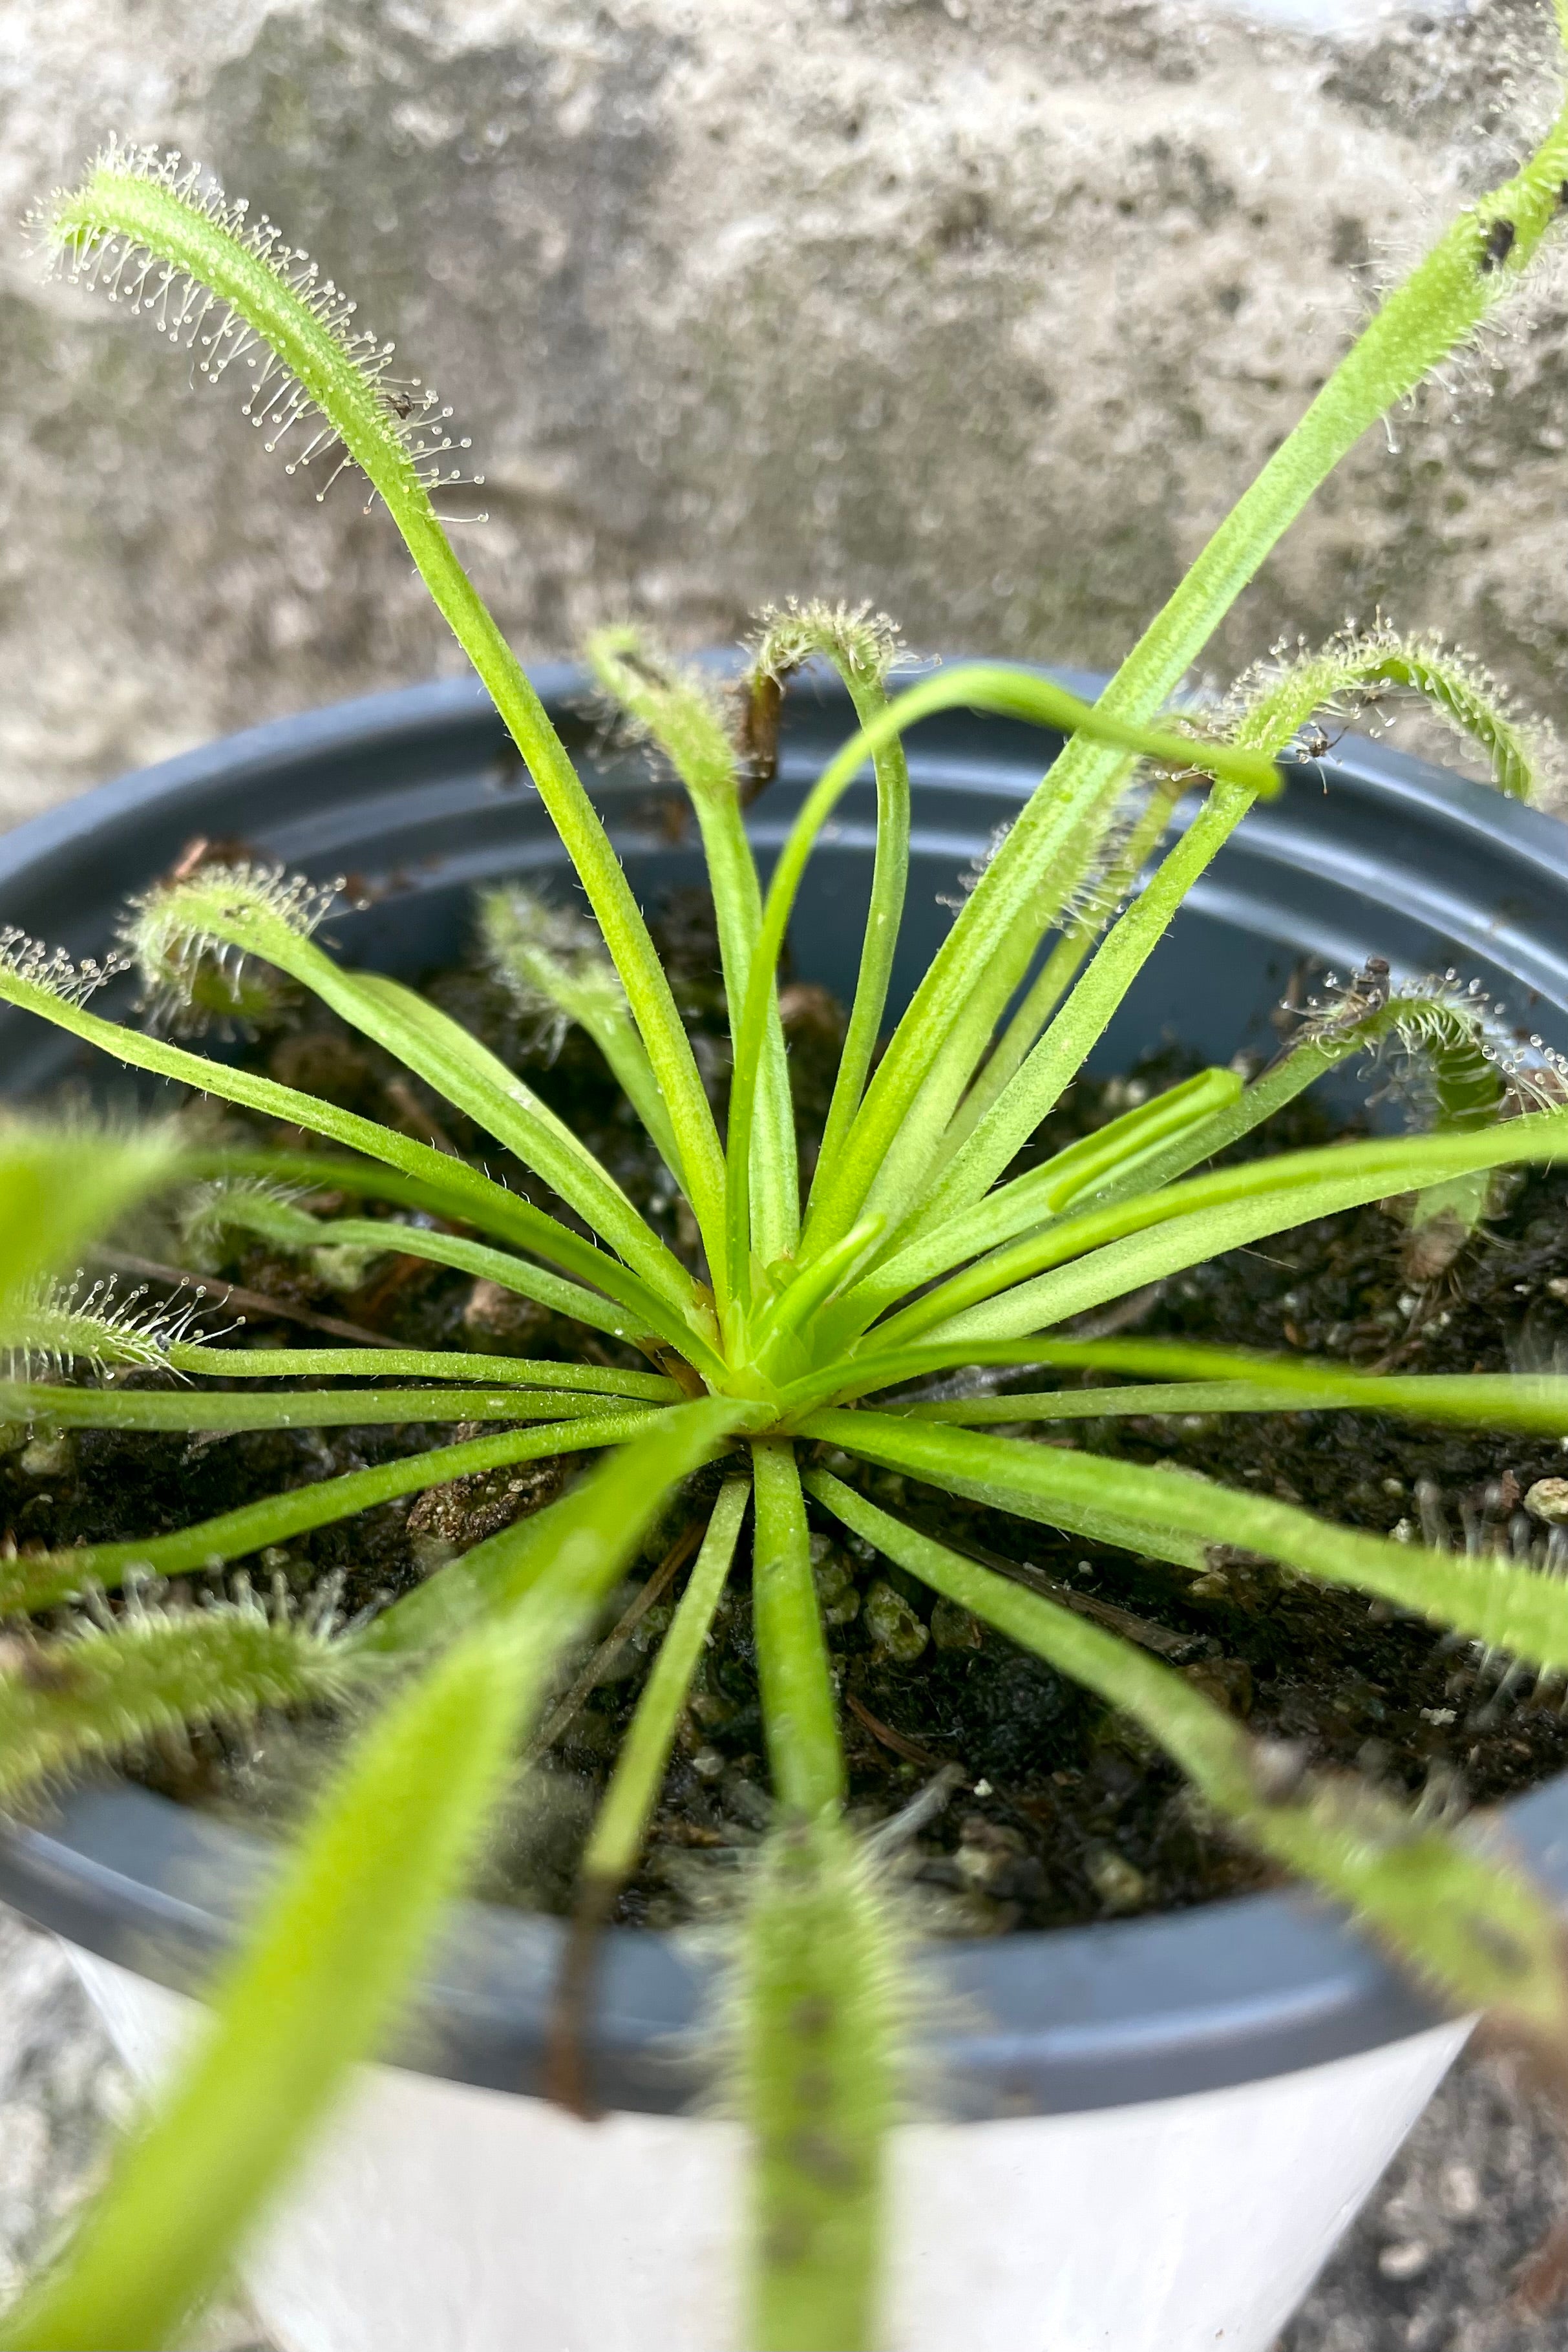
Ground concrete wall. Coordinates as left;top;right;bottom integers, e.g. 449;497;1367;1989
1;0;1563;823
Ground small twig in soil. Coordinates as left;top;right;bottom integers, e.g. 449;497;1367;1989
1065;1280;1169;1342
540;1513;712;2119
542;1876;617;2122
911;1521;1206;1663
89;1247;397;1350
348;1251;441;1327
845;1690;952;1772
382;1076;461;1158
528;1514;706;1762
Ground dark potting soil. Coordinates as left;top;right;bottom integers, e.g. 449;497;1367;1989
10;886;1568;1938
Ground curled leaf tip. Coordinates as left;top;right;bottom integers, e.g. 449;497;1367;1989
37;138;485;515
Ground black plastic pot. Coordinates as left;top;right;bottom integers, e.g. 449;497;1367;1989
3;662;1568;2121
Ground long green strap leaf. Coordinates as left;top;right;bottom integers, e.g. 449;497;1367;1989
801;665;912;1217
831;1065;1241;1344
184;1147;590;1241
940;770;1183;1160
0;969;694;1355
894;1337;1568;1437
750;1440;845;1819
1079;1010;1401;1213
581;1476;752;1883
47;150;730;1284
339;968;696;1302
184;1188;706;1360
0;1381;648;1434
935;599;1552;1203
726;665;1277;1278
854;47;1568;1239
586;630;800;1269
878;1114;1568;1348
741;1817;898;2352
131;870;696;1314
893;785;1258;1242
807;1472;1568;2051
162;1346;677;1399
803;1410;1568;1671
0;1410;673;1615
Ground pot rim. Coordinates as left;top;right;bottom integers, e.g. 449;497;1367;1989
4;667;1568;2121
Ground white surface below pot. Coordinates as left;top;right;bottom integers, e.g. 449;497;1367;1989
65;1941;1468;2352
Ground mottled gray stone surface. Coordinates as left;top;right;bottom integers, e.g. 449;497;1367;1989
1;0;1566;825
0;1909;123;2314
1281;2050;1568;2351
0;1907;266;2348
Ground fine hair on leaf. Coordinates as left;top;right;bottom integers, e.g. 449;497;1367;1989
10;32;1568;2344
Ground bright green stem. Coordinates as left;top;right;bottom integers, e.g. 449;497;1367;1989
51;157;730;1288
807;1472;1568;2051
0;1411;671;1615
582;1476;752;1883
749;1441;845;1818
0;1381;647;1434
803;1411;1568;1674
838;63;1568;1266
741;1817;897;2352
809;674;912;1200
834;1065;1242;1346
898;785;1257;1243
893;1339;1568;1437
944;771;1180;1155
727;665;1277;1283
876;1113;1568;1350
162;1346;677;1399
584;627;800;1268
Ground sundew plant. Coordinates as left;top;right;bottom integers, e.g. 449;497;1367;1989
8;16;1568;2344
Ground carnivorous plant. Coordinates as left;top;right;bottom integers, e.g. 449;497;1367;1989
9;10;1568;2339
